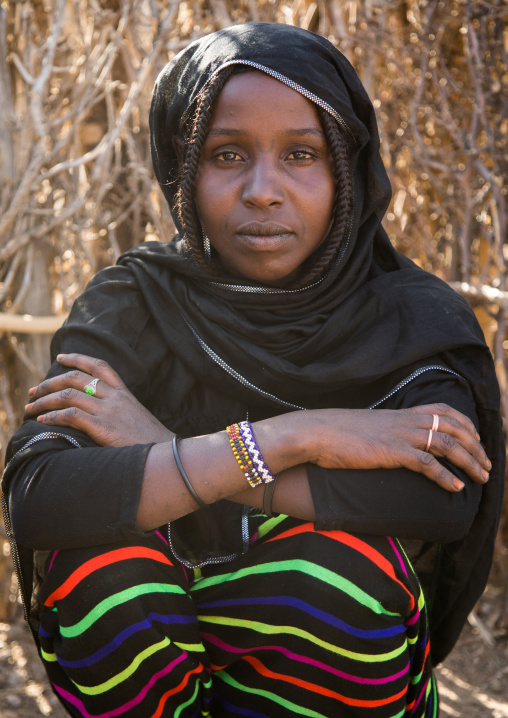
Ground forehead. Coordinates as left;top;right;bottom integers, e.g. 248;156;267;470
208;71;323;128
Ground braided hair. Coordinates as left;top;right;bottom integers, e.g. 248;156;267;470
173;66;354;286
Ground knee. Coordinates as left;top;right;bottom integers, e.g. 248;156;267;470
39;537;191;631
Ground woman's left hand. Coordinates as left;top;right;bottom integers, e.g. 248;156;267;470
24;353;173;447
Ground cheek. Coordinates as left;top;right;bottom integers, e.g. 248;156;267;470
302;175;335;235
195;171;233;232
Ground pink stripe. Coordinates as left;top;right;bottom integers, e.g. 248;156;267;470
412;676;430;712
47;550;59;574
405;608;421;627
155;530;169;546
52;652;189;718
201;632;409;686
387;537;408;577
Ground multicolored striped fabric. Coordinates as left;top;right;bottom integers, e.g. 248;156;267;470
37;514;438;717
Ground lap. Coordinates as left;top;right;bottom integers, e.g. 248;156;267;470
37;517;437;717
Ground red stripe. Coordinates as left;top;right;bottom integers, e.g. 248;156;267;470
266;524;414;611
150;665;203;718
244;655;406;708
44;547;173;607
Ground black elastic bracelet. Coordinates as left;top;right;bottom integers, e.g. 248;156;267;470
262;475;279;518
172;435;208;509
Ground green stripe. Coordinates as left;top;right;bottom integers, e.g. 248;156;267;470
217;671;328;718
174;680;200;718
191;560;399;617
431;675;439;717
198;615;407;663
256;514;288;539
60;583;186;638
174;641;206;652
40;648;58;662
173;676;212;718
72;637;171;695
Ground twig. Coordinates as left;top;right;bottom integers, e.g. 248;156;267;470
0;313;66;334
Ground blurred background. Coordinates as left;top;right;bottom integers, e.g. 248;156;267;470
0;1;507;715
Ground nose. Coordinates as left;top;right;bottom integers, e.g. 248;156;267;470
241;159;284;208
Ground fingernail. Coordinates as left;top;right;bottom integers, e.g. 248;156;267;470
28;386;37;396
487;460;492;470
481;469;489;481
453;478;464;491
24;403;33;412
57;354;66;361
37;415;46;422
476;432;481;441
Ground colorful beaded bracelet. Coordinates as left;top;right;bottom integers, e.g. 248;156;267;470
238;420;276;484
226;423;263;487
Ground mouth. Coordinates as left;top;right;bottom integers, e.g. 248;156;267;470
235;222;294;249
236;222;293;236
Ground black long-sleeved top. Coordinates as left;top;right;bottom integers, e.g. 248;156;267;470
6;368;480;551
2;257;502;666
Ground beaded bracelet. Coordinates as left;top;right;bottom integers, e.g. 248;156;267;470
226;421;277;489
238;420;276;484
227;423;262;487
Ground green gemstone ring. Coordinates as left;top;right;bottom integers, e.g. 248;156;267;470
84;378;99;396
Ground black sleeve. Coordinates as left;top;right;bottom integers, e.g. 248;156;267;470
307;369;483;542
3;262;168;550
5;426;154;550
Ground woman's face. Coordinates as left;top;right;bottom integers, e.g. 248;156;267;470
194;71;335;287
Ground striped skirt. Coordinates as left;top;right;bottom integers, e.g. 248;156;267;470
37;513;438;717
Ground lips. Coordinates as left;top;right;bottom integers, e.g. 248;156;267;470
236;222;293;237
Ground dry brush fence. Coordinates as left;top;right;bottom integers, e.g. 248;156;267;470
0;0;507;626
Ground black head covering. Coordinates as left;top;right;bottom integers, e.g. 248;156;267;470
28;23;503;663
149;21;405;302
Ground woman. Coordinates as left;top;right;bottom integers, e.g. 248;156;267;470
3;22;504;718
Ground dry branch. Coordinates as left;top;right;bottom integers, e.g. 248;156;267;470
0;313;67;334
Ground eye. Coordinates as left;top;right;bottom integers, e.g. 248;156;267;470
286;149;317;161
215;150;243;163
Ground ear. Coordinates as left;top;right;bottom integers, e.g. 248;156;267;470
173;137;184;165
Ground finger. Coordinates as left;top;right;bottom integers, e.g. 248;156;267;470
427;431;489;484
431;417;491;471
28;370;109;402
404;448;466;492
407;403;479;440
36;405;93;431
407;404;490;469
26;387;99;418
56;354;125;389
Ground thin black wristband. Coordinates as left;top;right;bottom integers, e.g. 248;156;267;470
262;474;279;517
172;435;208;509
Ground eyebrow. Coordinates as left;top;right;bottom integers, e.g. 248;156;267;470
206;127;326;140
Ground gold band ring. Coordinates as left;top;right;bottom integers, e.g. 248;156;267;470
426;414;440;452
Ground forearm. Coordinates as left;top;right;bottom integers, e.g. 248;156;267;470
137;414;313;529
228;465;316;522
8;442;152;549
308;463;481;541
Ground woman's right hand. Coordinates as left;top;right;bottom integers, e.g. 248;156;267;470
290;403;491;492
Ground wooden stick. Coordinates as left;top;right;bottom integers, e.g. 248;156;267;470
0;312;66;334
